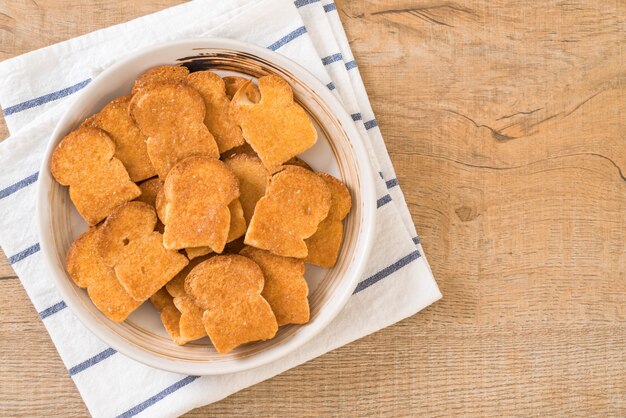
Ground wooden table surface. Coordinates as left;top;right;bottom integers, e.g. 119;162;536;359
1;1;625;416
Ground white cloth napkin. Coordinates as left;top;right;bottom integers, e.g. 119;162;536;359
0;1;441;416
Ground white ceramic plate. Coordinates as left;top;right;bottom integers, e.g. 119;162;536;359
37;38;376;375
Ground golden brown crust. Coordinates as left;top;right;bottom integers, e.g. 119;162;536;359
223;153;270;225
186;71;245;153
240;246;309;326
131;65;189;94
98;202;189;301
66;226;141;322
149;289;186;345
231;75;316;171
114;231;189;301
51;127;140;225
304;173;352;267
82;95;156;181
165;273;186;299
245;166;331;258
98;201;157;266
185;255;278;354
227;198;247;241
183;199;246;259
154;263;209;344
162;156;239;252
149;287;173;311
135;178;162;207
160;304;185;345
318;173;352;218
155;186;166;223
173;296;207;342
129;82;219;179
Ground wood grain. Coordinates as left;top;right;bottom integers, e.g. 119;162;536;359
1;0;625;416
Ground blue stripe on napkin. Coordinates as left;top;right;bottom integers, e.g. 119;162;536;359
8;243;40;265
3;79;91;116
378;172;399;190
323;3;337;12
354;250;421;294
321;53;343;65
39;301;67;319
294;0;320;7
376;194;392;208
69;348;117;376
385;178;398;189
0;172;39;199
267;26;307;51
117;375;200;418
364;119;378;130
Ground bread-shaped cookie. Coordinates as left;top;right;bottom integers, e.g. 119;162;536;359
223;153;269;225
82;95;156;181
240;246;309;326
172;296;207;343
160;254;209;343
183;198;246;260
51;127;141;225
66;226;141;322
98;201;189;301
186;71;245;153
130;82;219;179
245;166;331;258
162;156;239;252
151;287;206;345
227;198;247;241
231;75;317;171
132;65;189;94
305;173;352;267
164;196;244;260
150;288;185;345
185;255;278;354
